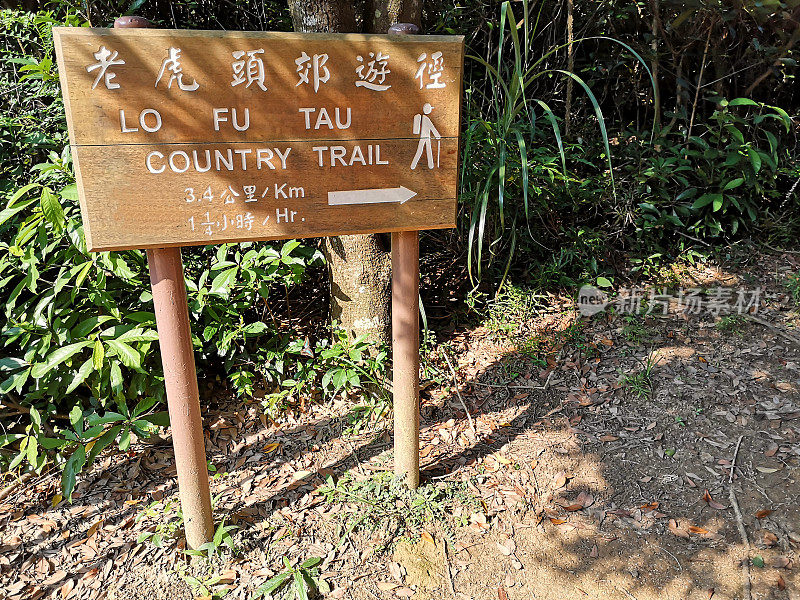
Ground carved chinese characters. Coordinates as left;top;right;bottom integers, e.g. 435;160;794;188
54;28;463;251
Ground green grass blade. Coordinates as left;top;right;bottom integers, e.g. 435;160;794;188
548;69;615;194
512;128;530;222
534;99;567;179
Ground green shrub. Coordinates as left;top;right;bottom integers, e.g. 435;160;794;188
636;98;791;240
0;8;331;500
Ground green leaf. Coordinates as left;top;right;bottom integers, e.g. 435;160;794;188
140;411;170;427
596;276;612;288
40;187;65;232
0;183;39;227
62;445;87;501
254;572;290;598
727;98;760;107
92;340;104;371
66;359;95;394
116;328;159;343
747;147;762;173
31;342;92;378
293;570;309;600
38;436;68;450
110;362;123;397
69;405;84;432
243;322;269;335
60;184;79;201
752;555;765;568
723;178;744;191
105;340;142;369
691;193;721;210
132;397;158;417
210;267;237;296
87;424;122;464
300;557;322;569
118;427;131;451
0;357;27;371
26;435;38;466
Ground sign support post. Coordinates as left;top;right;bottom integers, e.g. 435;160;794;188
114;16;214;550
388;22;421;489
391;229;420;488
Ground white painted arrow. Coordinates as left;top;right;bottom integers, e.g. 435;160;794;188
327;186;417;206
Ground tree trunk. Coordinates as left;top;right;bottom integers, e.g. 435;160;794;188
287;0;356;33
287;0;420;343
363;0;421;34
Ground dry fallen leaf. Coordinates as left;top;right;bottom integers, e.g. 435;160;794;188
764;444;779;457
552;471;568;489
777;575;786;591
771;556;792;569
701;489;727;510
668;519;690;539
43;571;67;587
756;466;780;473
589;544;598;558
497;586;509;600
688;525;709;535
420;531;435;545
756;509;774;519
60;579;75;599
217;569;237;584
549;517;567;525
377;582;398;592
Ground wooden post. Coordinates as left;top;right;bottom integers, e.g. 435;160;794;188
391;230;420;488
389;21;422;489
114;16;214;550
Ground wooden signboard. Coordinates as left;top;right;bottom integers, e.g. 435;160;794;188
52;28;464;252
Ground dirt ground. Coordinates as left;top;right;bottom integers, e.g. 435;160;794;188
1;244;799;600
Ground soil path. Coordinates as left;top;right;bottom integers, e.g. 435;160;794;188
1;247;798;600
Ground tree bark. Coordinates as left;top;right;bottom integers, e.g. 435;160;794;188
287;0;420;343
363;0;421;34
287;0;356;33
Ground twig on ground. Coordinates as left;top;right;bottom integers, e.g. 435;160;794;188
728;434;751;600
0;471;35;502
441;350;476;437
442;538;456;597
345;439;366;476
729;434;744;484
472;367;556;391
744;314;800;346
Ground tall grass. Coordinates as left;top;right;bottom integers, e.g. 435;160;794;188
462;0;654;291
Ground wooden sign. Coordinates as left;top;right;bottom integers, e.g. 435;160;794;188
52;28;464;252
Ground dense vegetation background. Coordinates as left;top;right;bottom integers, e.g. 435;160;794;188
2;0;799;497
